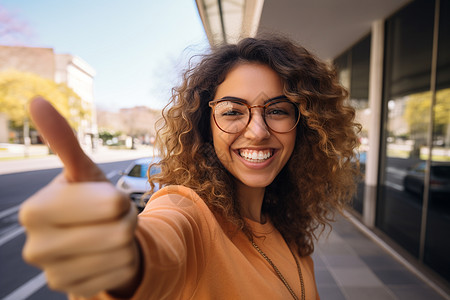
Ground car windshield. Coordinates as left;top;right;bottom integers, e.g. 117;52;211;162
128;163;160;178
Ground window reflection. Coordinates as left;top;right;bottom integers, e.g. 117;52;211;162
334;35;370;214
377;0;436;259
425;88;450;281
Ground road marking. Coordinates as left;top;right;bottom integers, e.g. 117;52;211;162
2;272;46;300
0;225;25;246
386;166;407;177
385;181;404;191
106;170;117;179
0;205;20;219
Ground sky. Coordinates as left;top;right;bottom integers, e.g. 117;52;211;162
0;0;209;111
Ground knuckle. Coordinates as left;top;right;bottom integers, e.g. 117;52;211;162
22;245;36;264
22;242;43;265
18;201;39;227
45;271;66;291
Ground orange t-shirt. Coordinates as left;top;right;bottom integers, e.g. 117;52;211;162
77;185;320;300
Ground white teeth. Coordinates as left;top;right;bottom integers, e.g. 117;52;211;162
252;152;258;160
239;149;272;162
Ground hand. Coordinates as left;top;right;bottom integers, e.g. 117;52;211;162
19;97;141;298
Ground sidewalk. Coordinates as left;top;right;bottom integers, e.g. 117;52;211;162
0;145;156;175
314;214;450;300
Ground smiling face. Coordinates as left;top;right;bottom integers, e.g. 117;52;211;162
210;63;296;191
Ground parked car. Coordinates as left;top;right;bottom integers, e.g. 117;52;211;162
403;161;450;197
116;157;161;211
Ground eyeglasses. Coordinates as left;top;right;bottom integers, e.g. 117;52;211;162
209;96;300;134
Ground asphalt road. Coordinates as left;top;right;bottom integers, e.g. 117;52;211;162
1;155;447;299
0;159;136;300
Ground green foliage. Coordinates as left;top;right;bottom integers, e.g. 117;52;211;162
98;129;121;145
0;69;82;128
404;88;450;135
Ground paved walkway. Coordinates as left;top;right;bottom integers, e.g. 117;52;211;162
314;214;450;300
0;146;155;175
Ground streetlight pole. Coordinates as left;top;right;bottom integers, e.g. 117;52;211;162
23;115;30;157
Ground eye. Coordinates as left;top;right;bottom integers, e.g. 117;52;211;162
215;101;247;117
265;101;296;119
266;108;288;115
221;109;244;116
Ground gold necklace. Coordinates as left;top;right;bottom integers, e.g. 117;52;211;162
251;241;305;300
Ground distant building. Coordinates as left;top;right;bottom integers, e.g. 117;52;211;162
0;45;55;78
0;45;98;148
54;53;98;149
97;106;161;146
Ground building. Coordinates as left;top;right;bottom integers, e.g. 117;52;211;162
0;45;98;149
97;106;161;146
196;0;450;292
54;53;98;149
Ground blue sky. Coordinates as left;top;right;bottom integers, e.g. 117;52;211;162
1;0;209;111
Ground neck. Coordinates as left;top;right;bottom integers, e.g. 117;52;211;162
236;182;265;223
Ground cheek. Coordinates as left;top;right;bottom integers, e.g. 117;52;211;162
211;127;239;169
283;131;297;158
213;133;233;162
211;123;231;162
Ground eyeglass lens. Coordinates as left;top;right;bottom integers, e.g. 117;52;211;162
212;100;299;133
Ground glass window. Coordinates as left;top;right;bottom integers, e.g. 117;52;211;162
128;164;143;178
424;0;450;282
334;35;371;215
385;0;435;98
377;0;435;258
350;35;371;215
350;35;371;101
335;52;351;91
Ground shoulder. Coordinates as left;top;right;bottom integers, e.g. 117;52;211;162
146;185;208;211
149;185;205;204
141;185;216;227
302;255;315;270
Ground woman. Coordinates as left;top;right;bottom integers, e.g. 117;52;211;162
20;35;360;300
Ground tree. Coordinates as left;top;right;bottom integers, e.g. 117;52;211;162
404;89;450;137
0;5;32;45
0;70;83;129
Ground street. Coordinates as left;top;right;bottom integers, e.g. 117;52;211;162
0;159;137;300
1;155;448;299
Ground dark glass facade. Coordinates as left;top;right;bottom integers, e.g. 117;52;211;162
424;0;450;282
378;0;435;258
335;34;371;214
334;0;450;286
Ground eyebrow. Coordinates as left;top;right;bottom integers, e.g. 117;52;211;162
218;95;288;104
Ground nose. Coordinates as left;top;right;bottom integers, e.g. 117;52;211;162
243;110;270;140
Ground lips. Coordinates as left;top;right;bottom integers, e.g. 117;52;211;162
238;149;273;162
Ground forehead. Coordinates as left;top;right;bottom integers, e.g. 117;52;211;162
215;63;284;102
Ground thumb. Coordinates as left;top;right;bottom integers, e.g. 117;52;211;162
29;97;107;182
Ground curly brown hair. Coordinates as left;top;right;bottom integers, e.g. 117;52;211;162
150;34;361;256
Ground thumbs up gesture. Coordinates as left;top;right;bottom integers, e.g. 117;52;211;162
19;97;141;298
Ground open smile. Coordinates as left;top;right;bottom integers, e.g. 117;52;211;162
238;149;274;163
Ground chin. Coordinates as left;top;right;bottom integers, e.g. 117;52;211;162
238;177;274;189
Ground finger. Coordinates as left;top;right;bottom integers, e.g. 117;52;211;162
44;245;136;292
29;96;106;182
22;206;137;263
66;263;138;298
19;177;132;226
